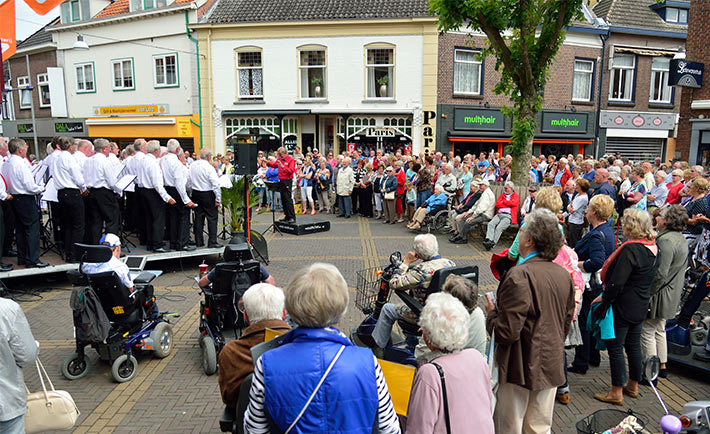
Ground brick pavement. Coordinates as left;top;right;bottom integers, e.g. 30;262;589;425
14;212;710;434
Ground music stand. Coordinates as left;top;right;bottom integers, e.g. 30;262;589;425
262;181;282;236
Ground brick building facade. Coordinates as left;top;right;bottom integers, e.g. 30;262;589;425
676;0;710;165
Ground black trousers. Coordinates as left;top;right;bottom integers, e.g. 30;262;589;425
12;194;40;264
86;188;120;245
166;186;189;249
279;179;295;220
2;200;14;254
572;283;602;371
192;190;217;247
135;187;148;245
351;187;360;213
48;201;63;252
143;189;167;250
58;188;85;262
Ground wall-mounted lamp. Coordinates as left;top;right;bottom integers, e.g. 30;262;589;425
673;46;686;60
73;34;89;50
484;102;490;109
570;106;577;113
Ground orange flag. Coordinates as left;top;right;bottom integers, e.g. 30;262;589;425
22;0;64;16
0;0;15;60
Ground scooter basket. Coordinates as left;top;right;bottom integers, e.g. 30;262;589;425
355;267;384;314
576;409;646;434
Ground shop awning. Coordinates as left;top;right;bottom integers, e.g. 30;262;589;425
221;110;311;116
448;137;593;145
614;46;677;57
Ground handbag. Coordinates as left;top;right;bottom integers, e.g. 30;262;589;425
384;191;395;200
285;345;344;434
25;358;80;433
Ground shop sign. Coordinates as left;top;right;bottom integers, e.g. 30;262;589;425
669;59;704;88
366;127;396;137
17;123;33;134
541;112;588;134
423;110;436;153
92;104;169;116
177;119;192;137
54;122;84;134
348;143;355;152
599;111;675;130
454;108;505;131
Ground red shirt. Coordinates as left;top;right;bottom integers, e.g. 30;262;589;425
395;168;406;195
666;182;683;205
267;155;295;180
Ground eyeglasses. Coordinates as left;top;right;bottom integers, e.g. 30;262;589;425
528;189;535;193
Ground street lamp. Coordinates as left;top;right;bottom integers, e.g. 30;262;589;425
674;46;686;60
73;35;89;50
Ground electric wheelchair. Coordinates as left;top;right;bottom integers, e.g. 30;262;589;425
61;244;174;383
199;243;262;375
414;195;456;234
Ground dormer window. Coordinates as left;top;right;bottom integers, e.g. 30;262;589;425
664;7;688;24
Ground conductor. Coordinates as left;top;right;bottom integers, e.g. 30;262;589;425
266;147;296;223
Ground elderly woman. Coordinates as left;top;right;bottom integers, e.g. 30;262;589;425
335;157;355;218
486;208;575;433
569;195;616;375
683;177;710;247
665;169;685;205
406;293;494;434
379;166;399;224
566;178;590;247
621;166;648;211
593;209;657;405
243;263;400;434
415;274;487;364
407;185;448;230
642;205;688;379
482;181;519;251
508;187;562;262
315;159;331;213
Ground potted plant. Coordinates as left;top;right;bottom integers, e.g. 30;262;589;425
311;77;323;98
220;175;259;243
377;76;389;97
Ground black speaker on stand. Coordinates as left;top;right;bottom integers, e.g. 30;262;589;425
234;142;258;176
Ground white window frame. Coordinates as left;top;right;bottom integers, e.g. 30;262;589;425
609;54;635;102
37;73;50;108
678;8;688;23
572;59;594;102
153;53;179;88
365;46;395;99
650;57;672;104
17;76;31;109
453;48;483;96
298;48;327;100
236;49;263;100
75;62;95;94
70;0;81;21
111;58;134;91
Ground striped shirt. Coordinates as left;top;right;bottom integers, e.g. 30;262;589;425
243;354;400;434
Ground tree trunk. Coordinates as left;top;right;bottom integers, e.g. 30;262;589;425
509;99;537;187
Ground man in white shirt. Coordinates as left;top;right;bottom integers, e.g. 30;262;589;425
1;139;47;268
648;170;669;211
84;138;121;245
190;149;221;248
450;180;496;244
126;139;148;245
140;140;175;252
54;136;88;263
73;139;92;170
81;233;133;291
163;139;196;251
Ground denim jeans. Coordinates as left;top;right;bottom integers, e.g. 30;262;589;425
415;190;433;209
372;303;398;348
267;190;281;211
337;195;352;217
0;414;25;434
605;316;643;387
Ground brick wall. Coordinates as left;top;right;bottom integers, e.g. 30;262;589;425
8;50;57;120
437;32;602;112
677;0;710;160
600;33;684;113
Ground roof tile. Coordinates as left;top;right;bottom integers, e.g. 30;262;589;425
593;0;687;34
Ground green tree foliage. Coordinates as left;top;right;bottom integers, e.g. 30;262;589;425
430;0;583;184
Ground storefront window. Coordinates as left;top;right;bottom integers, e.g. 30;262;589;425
366;47;394;98
236;50;263;99
299;49;326;99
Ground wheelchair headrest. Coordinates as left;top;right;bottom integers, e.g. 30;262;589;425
224;243;253;262
427;265;479;298
76;243;113;264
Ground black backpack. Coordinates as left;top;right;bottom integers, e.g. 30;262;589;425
70;286;111;343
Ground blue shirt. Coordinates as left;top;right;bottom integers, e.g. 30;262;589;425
425;192;448;213
583;170;596;182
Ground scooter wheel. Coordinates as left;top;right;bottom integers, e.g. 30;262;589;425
201;335;217;375
691;329;708;346
111;354;138;383
152;322;173;359
61;352;89;380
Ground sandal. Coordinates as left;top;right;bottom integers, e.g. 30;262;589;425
593;393;623;406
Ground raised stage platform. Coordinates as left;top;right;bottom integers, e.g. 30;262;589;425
0;246;224;280
273;216;331;236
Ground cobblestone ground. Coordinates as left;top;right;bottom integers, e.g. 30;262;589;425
11;212;710;434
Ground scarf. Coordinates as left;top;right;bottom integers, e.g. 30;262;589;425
600;238;656;284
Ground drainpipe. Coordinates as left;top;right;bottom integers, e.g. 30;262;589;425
185;10;203;149
594;31;610;158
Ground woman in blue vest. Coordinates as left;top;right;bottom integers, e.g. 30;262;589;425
243;263;400;434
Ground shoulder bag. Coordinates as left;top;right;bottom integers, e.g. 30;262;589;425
284;345;345;434
431;362;451;434
25;358;80;433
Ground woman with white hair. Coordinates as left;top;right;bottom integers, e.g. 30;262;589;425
406;293;494;434
243;263;400;434
380;166;399;224
407;185;448;230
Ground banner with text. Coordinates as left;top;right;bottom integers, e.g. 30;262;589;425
454;108;505;131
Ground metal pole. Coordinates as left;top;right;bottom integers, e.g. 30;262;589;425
593;32;609;159
25;55;39;157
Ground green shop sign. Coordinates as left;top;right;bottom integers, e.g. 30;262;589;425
454;108;505;131
17;124;34;134
541;112;588;134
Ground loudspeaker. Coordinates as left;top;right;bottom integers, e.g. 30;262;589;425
235;142;258;175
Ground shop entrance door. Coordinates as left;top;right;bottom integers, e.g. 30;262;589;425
320;117;335;153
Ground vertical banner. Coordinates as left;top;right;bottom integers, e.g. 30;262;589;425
0;0;16;60
22;0;65;15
